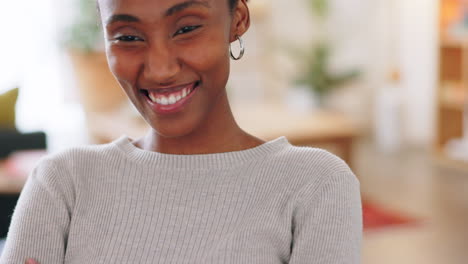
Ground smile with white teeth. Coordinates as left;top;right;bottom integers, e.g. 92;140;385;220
147;85;194;105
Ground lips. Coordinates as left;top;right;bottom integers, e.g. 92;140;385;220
140;81;200;115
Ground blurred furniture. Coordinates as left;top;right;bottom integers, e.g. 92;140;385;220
0;161;24;239
436;0;468;171
434;152;468;173
0;131;47;159
69;51;127;114
0;150;47;190
0;88;19;131
0;85;47;158
233;104;359;166
88;103;359;167
0;132;47;238
0;165;26;194
0;150;48;238
69;51;128;143
87;106;147;144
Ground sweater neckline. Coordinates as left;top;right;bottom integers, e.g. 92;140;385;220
113;135;290;169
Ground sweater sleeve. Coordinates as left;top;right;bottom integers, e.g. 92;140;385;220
0;158;73;264
289;171;362;264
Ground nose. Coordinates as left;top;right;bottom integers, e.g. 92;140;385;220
141;40;181;86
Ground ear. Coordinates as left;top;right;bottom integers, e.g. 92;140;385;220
230;0;250;42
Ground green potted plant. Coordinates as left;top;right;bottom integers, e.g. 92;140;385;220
294;0;360;107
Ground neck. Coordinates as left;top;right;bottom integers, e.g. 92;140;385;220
134;92;264;155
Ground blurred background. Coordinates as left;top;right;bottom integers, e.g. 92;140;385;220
0;0;467;263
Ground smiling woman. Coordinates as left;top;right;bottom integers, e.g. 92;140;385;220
0;0;362;263
100;0;257;152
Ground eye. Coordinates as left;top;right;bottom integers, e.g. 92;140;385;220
173;25;202;37
113;35;144;42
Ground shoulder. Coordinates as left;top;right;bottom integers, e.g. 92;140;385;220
278;144;351;173
281;146;361;216
34;138;125;177
266;143;359;199
270;143;355;179
287;147;362;263
24;138;128;208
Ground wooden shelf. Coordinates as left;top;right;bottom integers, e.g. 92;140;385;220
440;100;465;111
439;90;467;110
436;0;468;172
440;38;468;48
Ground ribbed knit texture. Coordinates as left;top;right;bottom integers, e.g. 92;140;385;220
0;136;362;264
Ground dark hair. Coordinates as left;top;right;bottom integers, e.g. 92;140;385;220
228;0;239;11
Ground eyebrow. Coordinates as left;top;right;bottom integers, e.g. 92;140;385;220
106;14;140;25
165;0;211;17
105;1;211;26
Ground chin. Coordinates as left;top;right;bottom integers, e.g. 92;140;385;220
144;115;202;139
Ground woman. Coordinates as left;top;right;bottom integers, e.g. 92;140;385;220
0;0;362;263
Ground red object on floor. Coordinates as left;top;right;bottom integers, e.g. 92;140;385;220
362;201;421;230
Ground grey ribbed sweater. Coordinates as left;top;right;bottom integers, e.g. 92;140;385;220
0;135;362;264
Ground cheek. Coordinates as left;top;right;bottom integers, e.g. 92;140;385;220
105;48;147;112
106;48;138;81
179;33;230;82
106;47;142;91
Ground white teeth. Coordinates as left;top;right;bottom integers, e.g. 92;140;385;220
148;93;157;102
168;95;176;104
147;84;196;106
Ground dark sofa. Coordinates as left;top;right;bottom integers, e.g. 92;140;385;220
0;130;47;238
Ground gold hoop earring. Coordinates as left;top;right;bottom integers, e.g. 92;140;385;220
230;35;245;60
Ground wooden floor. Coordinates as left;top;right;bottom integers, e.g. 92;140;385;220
355;139;468;264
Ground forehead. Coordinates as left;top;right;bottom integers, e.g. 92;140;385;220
99;0;220;22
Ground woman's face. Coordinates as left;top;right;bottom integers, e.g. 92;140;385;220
98;0;246;138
